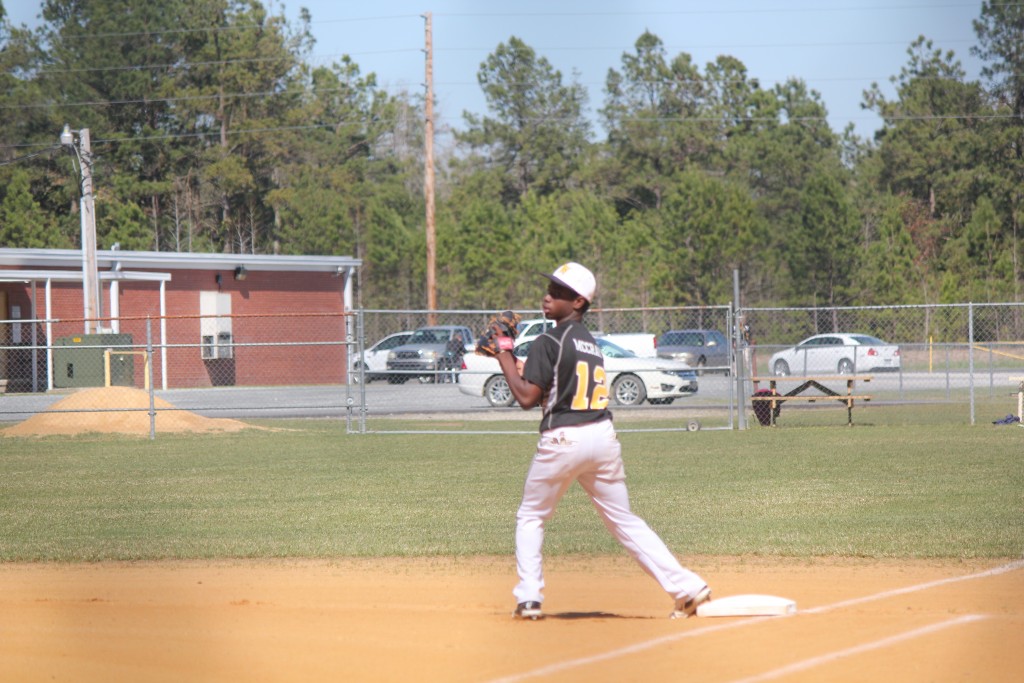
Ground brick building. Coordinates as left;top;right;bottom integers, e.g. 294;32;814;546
0;248;360;391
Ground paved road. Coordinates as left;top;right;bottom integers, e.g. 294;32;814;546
1;370;1019;422
0;379;722;421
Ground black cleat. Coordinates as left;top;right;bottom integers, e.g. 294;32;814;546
514;601;543;620
671;586;712;619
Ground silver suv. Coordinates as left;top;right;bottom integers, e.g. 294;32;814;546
385;325;475;383
656;329;731;374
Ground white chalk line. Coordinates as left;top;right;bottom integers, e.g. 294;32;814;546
799;558;1024;615
485;618;754;683
725;614;987;683
484;559;1024;683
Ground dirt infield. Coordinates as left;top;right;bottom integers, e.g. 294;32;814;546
1;555;1021;682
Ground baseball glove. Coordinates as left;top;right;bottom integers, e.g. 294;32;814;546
475;310;521;357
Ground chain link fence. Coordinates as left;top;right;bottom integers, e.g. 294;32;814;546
0;312;358;437
2;303;1023;436
742;303;1024;409
0;312;352;392
352;306;737;433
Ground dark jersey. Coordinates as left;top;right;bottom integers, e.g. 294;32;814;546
522;319;612;432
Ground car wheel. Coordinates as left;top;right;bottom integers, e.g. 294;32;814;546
612;374;646;406
696;357;707;376
773;360;790;376
484;375;515;407
838;359;854;375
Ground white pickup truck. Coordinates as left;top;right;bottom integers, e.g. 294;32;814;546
516;319;657;358
596;332;657;357
516;318;554;343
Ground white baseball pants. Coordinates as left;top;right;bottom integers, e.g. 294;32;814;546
513;418;707;605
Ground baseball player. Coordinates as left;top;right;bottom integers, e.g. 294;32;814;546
485;262;711;620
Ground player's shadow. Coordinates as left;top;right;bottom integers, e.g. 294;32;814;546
547;611;647;620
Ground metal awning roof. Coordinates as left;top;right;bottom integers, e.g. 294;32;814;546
0;247;361;274
0;269;171;283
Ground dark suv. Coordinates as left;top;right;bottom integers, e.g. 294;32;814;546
656;329;731;374
385;325;475;383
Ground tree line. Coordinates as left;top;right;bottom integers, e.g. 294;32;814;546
1;0;1021;312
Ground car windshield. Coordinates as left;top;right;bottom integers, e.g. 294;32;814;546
409;329;449;344
379;334;410;348
668;332;704;346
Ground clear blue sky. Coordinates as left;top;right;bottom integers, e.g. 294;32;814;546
6;1;985;140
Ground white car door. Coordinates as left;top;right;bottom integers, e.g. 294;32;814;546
812;336;846;374
794;336;835;374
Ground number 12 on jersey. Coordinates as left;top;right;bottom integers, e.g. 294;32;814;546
571;361;609;410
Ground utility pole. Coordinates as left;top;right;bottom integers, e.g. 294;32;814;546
733;269;746;430
423;12;437;323
62;125;100;334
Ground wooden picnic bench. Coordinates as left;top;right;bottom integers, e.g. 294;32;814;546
750;375;873;426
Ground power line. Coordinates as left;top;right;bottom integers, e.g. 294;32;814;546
0;146;61;166
9;35;977;77
435;4;1005;18
6;0;990;78
3;111;1019;152
4;47;424;81
47;14;424;41
0;121;375;150
0;72;978;113
23;4;1007;43
1;4;1003;140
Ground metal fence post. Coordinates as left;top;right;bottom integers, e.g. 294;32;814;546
357;309;366;433
147;317;155;440
343;309;367;434
733;269;746;430
968;302;975;425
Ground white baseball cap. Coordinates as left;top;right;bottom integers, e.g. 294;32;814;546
543;262;596;303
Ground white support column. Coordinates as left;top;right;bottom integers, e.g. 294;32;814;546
109;280;120;333
29;282;38;393
160;280;168;390
343;266;354;313
45;279;53;391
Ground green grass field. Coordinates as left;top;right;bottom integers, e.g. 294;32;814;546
1;411;1021;562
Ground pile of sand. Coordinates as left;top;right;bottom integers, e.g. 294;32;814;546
2;386;254;437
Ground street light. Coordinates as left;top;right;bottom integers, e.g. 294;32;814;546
61;124;101;334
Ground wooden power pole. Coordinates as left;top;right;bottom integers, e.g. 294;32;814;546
423;12;437;322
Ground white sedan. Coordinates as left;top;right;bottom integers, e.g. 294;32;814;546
458;337;698;407
768;333;901;376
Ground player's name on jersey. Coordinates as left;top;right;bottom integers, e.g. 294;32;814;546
572;339;601;358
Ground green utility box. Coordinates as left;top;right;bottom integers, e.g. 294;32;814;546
53;333;134;388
